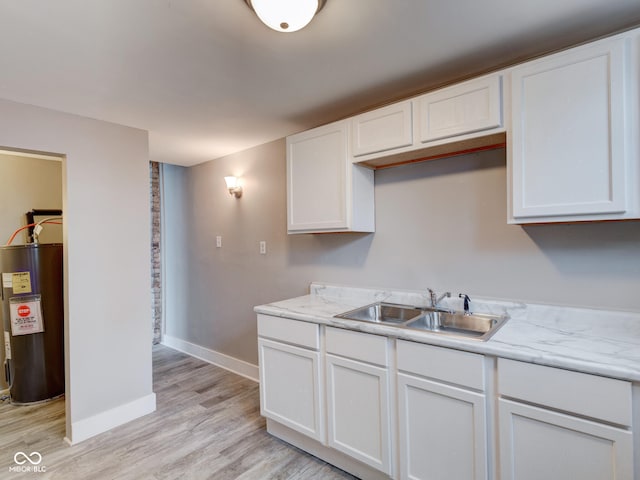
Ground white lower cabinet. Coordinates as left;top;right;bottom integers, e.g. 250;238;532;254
325;327;392;475
398;374;487;480
397;340;488;480
498;358;634;480
326;354;391;474
499;398;633;480
257;315;324;442
257;315;638;480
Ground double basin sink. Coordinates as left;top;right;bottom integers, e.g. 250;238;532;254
334;302;508;341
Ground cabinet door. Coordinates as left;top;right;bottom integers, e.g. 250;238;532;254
287;121;349;232
419;75;502;143
326;353;391;474
352;100;413;156
258;338;323;442
510;37;628;221
499;399;633;480
398;373;487;480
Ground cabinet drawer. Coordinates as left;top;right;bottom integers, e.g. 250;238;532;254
326;327;388;367
498;358;632;426
397;340;485;391
257;314;319;350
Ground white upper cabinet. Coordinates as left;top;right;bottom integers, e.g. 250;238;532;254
351;100;413;157
509;33;639;223
418;75;503;143
287;120;374;234
350;74;505;169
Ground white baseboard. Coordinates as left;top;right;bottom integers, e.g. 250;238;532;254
66;393;156;445
162;335;259;382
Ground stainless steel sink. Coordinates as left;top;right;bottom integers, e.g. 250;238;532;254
334;302;508;341
404;310;508;341
335;302;424;324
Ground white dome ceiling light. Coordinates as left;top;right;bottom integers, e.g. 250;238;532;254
244;0;327;33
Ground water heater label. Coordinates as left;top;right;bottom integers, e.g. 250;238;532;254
9;295;44;336
11;272;32;294
2;273;12;288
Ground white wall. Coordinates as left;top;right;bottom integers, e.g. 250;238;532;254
0;98;154;443
163;139;640;368
0;153;63;245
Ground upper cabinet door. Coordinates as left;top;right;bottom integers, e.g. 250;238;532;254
419;75;503;143
352;100;413;157
287;121;349;232
510;37;629;221
287;120;375;234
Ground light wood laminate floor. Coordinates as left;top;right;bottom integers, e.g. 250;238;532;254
0;345;356;479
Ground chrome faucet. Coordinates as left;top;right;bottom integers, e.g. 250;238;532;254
459;293;471;314
427;288;451;308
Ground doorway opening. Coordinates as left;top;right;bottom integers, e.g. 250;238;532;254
0;148;65;442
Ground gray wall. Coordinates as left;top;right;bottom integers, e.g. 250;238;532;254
0;98;153;443
163;139;640;366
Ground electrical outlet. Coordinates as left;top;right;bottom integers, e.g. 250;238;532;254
259;241;266;255
216;236;222;248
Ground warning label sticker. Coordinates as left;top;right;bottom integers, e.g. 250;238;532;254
11;272;32;294
9;295;44;336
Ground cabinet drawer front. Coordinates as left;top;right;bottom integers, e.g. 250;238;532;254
351;100;413;156
498;358;632;426
257;314;319;350
419;74;502;143
397;340;485;391
326;327;388;367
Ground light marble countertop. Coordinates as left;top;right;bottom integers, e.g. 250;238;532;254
254;283;640;383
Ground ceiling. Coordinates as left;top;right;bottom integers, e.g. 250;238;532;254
1;1;639;167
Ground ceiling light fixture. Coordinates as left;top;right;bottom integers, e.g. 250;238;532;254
244;0;327;33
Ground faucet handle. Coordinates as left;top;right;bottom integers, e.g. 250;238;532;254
458;293;471;313
427;288;436;306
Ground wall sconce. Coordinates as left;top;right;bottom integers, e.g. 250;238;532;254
244;0;327;33
224;176;243;198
